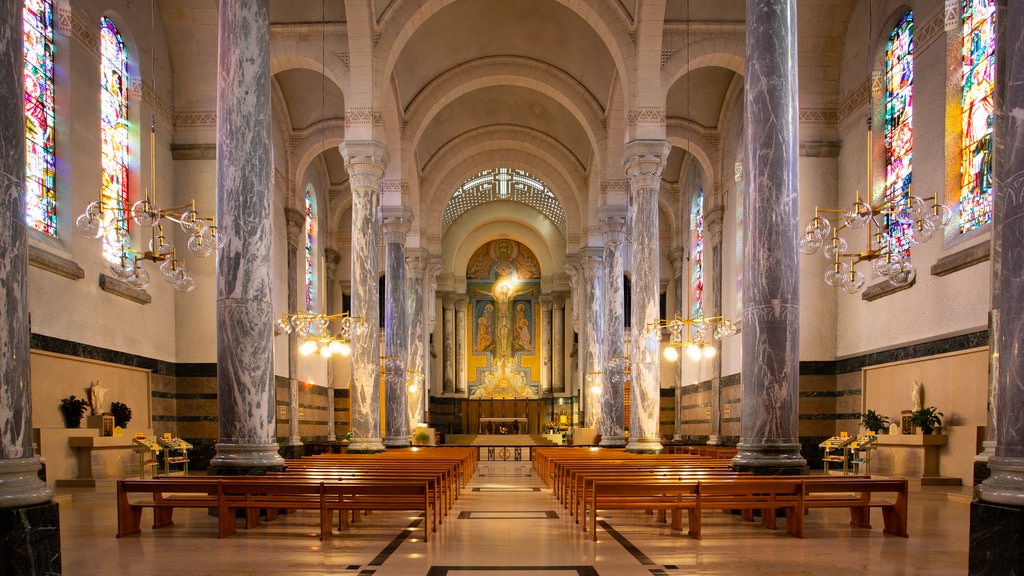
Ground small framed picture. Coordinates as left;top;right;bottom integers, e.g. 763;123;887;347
901;411;914;435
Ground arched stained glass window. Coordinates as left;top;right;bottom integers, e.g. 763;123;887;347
691;187;704;318
959;0;996;233
304;187;317;312
23;0;56;236
100;16;129;263
884;11;914;258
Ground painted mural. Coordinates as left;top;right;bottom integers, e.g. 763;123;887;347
467;239;541;399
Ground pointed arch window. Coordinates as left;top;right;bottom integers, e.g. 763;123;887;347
100;16;129;263
23;0;57;236
959;0;996;233
304;186;318;312
690;186;704;318
883;11;914;258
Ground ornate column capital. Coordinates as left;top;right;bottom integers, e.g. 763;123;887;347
620;140;671;192
381;206;414;244
406;248;430;279
579;247;604;280
339;140;388;190
599;204;629;244
324;248;342;280
669;248;688;275
705;206;725;246
285;208;305;249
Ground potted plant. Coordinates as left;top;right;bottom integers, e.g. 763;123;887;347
110;401;132;428
413;431;430;445
910;406;944;434
860;409;889;434
59;395;89;428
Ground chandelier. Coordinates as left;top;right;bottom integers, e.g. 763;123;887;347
275;312;367;357
799;186;950;294
650;315;738;362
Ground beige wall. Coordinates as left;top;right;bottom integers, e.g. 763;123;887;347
863;347;988;484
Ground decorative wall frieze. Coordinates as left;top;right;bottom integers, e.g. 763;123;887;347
345;108;383;128
331;50;350;68
799;107;840;126
173;110;218;130
917;10;947;54
627;106;667;129
838;80;869;122
661;48;679;66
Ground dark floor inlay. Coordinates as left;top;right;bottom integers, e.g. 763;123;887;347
458;510;559;519
426;567;599;576
473;487;542;492
597;520;656;566
368;518;422;566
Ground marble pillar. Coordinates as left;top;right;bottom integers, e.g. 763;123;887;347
442;296;455;394
541;299;553;394
706;206;725;446
553;296;565;393
382;208;412;448
732;0;806;472
581;249;604;429
211;0;284;472
600;208;628;447
324;248;342;441
406;250;430;429
455;297;468;395
339;141;388;454
0;4;59;571
284;208;305;449
670;248;686;443
623;141;670;453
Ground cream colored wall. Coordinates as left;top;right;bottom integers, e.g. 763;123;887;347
862;347;988;484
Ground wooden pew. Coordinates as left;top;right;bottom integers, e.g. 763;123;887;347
798;477;909;538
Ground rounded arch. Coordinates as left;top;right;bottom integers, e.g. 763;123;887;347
288;118;347;208
660;36;746;99
269;39;348;102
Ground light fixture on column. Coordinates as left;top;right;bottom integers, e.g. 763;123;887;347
586;372;603;395
77;0;220;293
276;312;367;357
650;315;737;363
406;370;423;393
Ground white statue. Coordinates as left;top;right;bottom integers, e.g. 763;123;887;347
89;381;109;416
912;381;923;411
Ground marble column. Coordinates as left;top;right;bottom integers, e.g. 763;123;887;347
669;248;686;443
580;249;604;429
732;0;806;472
339;141;387;454
552;296;565;393
600;207;628;447
284;208;305;449
211;0;284;472
442;296;455;394
706;206;725;446
622;141;670;453
324;248;342;441
540;298;553;394
0;3;59;570
382;208;412;448
406;249;430;429
455;297;468;395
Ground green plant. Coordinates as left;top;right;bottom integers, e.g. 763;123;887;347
110;401;132;428
59;395;89;427
910;406;943;434
860;409;889;433
413;431;430;445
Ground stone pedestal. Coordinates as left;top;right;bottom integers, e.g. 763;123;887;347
970;500;1024;575
876;434;960;485
0;501;61;576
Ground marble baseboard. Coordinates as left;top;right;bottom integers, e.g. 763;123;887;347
0;500;61;576
970;500;1024;575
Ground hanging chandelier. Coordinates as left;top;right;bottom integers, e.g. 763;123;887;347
650;315;737;362
275;312;367;358
76;0;219;293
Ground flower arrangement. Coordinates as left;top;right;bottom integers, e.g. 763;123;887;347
110;401;133;428
59;395;89;428
860;409;889;433
910;406;943;434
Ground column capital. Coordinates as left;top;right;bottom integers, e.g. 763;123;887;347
324;248;342;280
705;206;725;246
339;140;388;188
285;207;305;249
579;247;604;279
381;206;414;244
620;140;671;191
669;248;688;274
406;248;430;278
599;204;629;243
540;298;554;312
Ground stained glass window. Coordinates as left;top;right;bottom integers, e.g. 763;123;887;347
23;0;56;236
691;187;704;318
305;187;317;312
960;0;995;233
100;16;129;263
884;11;914;258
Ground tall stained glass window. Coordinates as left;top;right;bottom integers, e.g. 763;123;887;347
304;187;317;312
960;0;996;233
884;11;914;258
23;0;57;236
691;186;704;318
100;16;128;263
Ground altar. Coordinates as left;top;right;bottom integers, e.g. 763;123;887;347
478;417;527;434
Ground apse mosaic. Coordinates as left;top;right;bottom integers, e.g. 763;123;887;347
466;239;541;399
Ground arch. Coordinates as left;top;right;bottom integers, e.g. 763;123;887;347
660;35;746;98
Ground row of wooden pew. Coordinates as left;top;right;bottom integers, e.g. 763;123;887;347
533;447;909;541
116;447;477;541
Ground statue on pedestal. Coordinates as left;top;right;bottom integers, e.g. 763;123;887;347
89;381;109;416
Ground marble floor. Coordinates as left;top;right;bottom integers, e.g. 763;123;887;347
57;460;971;576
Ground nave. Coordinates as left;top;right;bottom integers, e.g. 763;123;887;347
59;460;969;576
